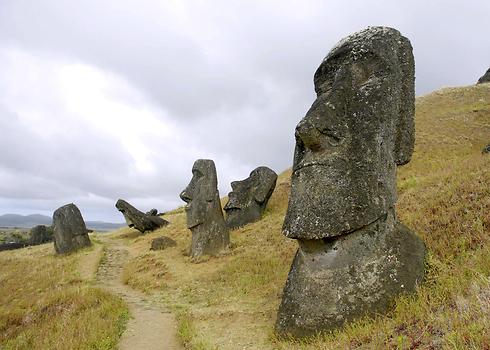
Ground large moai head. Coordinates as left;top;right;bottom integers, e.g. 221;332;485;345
275;27;425;338
180;159;229;258
283;26;415;240
224;166;278;229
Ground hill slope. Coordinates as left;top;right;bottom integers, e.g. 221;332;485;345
112;83;489;349
1;83;488;350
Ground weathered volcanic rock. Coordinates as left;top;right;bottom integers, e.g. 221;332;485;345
180;159;229;258
276;210;425;337
477;68;490;84
116;199;169;233
53;203;91;254
29;225;52;245
224;166;278;229
150;236;177;250
283;26;415;241
276;26;426;337
146;208;158;216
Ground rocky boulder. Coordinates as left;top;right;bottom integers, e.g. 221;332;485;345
29;225;52;245
52;203;91;254
146;208;158;216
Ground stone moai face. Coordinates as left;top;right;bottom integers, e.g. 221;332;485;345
224;166;278;229
180;159;220;229
283;26;415;240
180;159;229;258
276;27;425;338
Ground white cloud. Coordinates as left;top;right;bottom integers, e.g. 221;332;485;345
0;0;489;221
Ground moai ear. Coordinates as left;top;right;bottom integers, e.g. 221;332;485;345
393;36;415;166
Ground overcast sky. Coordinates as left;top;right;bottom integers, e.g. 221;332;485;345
0;0;488;222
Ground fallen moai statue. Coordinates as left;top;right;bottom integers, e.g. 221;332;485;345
115;199;169;233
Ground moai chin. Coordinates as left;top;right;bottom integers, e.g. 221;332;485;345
224;166;278;229
275;27;426;338
180;159;229;258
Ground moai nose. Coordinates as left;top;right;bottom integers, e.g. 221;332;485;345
295;119;323;152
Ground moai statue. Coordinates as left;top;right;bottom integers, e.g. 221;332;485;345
115;199;169;233
224;166;278;229
275;27;426;338
53;203;91;254
180;159;229;258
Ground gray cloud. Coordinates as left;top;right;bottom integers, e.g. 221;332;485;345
0;0;489;221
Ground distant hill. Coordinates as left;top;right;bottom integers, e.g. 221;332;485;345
0;214;125;231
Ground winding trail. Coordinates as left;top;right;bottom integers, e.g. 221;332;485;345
96;238;182;350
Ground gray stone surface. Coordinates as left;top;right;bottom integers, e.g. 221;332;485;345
150;236;177;250
29;225;52;245
146;208;158;216
224;166;278;229
180;159;229;258
116;199;169;233
283;26;415;241
53;203;91;254
477;68;490;84
276;210;425;337
276;26;426;337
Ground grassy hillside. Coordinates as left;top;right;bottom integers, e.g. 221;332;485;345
112;83;490;349
0;83;488;350
0;238;129;350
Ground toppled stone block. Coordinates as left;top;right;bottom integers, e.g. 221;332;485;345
116;199;169;233
53;203;91;254
146;208;158;216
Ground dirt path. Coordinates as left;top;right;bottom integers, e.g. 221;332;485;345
96;238;182;350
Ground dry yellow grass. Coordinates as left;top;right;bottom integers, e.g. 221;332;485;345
113;83;489;349
0;239;129;350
